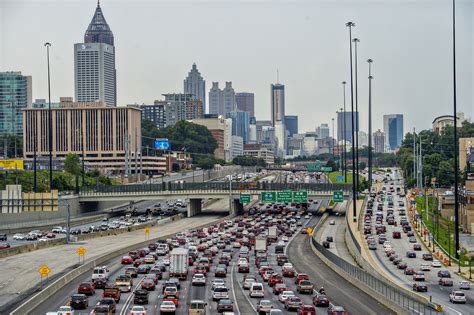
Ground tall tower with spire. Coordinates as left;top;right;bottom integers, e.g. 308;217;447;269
74;1;116;106
183;63;206;112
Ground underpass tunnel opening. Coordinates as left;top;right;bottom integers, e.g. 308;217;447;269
187;198;202;217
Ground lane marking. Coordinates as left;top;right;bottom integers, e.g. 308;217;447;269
447;306;463;315
230;262;241;315
119;277;144;315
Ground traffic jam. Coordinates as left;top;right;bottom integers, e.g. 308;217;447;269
46;200;348;315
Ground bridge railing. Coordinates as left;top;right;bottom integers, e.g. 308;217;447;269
80;182;351;195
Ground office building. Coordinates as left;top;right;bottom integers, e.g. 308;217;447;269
162;93;203;126
231;136;244;159
248;117;257;144
383;114;404;150
235;92;254;117
184;63;206;112
287;135;304;156
190;116;232;161
209;82;236;116
284;115;298;136
337;111;359;143
139;101;168;129
316;123;330;139
373;129;385;153
358;131;368;147
74;2;116;106
459;138;474;172
432;113;466;135
243;144;274;164
271;83;285;126
0;72;32;139
32;99;60;109
225;111;250;144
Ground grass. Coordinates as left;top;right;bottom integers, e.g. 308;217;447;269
328;171;353;184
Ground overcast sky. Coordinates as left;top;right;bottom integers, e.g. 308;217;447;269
1;0;473;136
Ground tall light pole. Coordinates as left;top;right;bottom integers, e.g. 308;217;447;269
367;58;373;191
45;42;53;191
331;118;335;160
353;37;360;192
346;21;357;222
342;80;347;180
452;0;460;262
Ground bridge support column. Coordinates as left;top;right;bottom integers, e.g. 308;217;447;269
187;198;202;217
232;199;244;216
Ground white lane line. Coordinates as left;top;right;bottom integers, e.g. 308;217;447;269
235;263;258;314
119;277;144;315
407;306;423;315
230;262;241;315
447;306;463;315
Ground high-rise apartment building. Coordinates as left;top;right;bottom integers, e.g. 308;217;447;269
316;123;330;139
373;129;385;153
383;114;404;150
183;63;206;112
162;93;203;126
139;101;169;129
74;2;116;106
235;92;255;118
284;115;298;136
337;111;359;143
225;111;250;144
0;72;32;138
190;116;232;161
271;84;285;126
208;82;236;116
358;131;368;147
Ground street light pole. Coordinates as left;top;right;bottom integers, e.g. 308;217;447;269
331;118;335;160
45;42;53;191
353;37;360;192
367;59;373;192
33;128;37;192
452;0;460;264
346;21;357;222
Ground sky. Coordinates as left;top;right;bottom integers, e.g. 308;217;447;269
1;0;473;136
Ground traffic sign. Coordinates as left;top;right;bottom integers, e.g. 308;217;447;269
239;193;251;204
144;228;150;235
336;175;344;183
38;264;50;277
76;246;86;256
333;190;344;202
293;191;308;203
277;191;293;203
429;233;433;240
322;167;333;172
415;214;422;219
261;191;276;203
307;227;313;235
411;200;416;205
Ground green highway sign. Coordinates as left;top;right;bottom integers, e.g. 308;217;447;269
333;190;344;202
239;193;251;204
293;190;308;203
322;167;333;172
277;191;293;203
261;191;276;203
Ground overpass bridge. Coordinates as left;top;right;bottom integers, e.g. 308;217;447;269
79;182;350;217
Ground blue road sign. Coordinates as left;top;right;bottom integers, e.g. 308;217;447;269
419;192;423;198
429;233;433;240
411;200;416;205
416;214;422;219
154;138;170;150
336;175;344;183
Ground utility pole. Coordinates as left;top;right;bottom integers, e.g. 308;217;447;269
45;42;53;191
367;59;373;192
413;128;416;187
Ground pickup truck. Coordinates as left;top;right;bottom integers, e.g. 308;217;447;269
115;275;133;292
103;285;121;302
296;280;314;294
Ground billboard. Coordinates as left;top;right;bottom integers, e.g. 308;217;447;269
0;159;24;170
154;138;170;150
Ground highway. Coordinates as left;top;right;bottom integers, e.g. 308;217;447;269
366;169;473;315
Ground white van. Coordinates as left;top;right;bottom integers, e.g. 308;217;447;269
92;266;108;280
249;283;265;298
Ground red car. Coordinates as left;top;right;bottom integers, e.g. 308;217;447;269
188;256;194;266
273;283;288;295
194;266;207;275
268;274;284;287
163;294;179;306
78;281;95;295
133;258;143;267
141;279;156;291
283;267;296;277
295;273;309;284
121;256;133;264
298;305;317;315
0;243;10;249
46;233;56;238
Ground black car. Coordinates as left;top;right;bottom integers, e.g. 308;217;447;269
276;254;288;266
0;234;7;241
70;294;88;309
326;236;334;242
134;289;149;304
406;251;416;258
422;253;433;261
92;278;107;289
322;241;330;248
413;283;428;292
93;304;112;315
313;294;330;307
98;298;116;313
438;270;451;278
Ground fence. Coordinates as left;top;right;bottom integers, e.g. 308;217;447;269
312;236;441;314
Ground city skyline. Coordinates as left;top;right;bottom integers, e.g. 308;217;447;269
1;0;473;134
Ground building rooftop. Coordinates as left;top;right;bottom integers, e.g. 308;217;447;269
84;1;114;46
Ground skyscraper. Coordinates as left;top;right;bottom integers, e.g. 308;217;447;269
271;83;285;126
383;114;404;150
337;111;359;143
183;63;206;112
373;129;385;153
0;72;32;139
225;111;250;144
222;82;236;115
75;1;116;106
316;123;330;139
208;82;236;116
284;115;298;136
235;92;255;118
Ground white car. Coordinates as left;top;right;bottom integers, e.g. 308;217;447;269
51;226;63;233
383;241;392;248
160;301;176;313
329;220;335;225
212;286;229;301
431;259;442;268
449;290;466;304
233;242;241;248
459;281;471;290
278;290;295;302
130;306;147;315
192;274;206;286
237;258;248;266
57;306;74;315
420;264;431;271
38;237;49;242
305;215;310;219
282;236;289;242
13;233;25;240
211;279;226;290
249;283;265;298
243;277;256;290
282;263;294;269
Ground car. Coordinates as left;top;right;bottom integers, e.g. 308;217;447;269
0;234;6;241
438;270;451;278
297;280;314;294
439;278;454;286
397;262;408;270
192;273;206;286
70;294;88;309
250;282;265;298
133;289;149;304
217;299;234;313
92;278;107;289
329;220;335;225
431;259;442;268
449;290;466;304
243;277;256;290
413;283;428;292
13;233;25;241
312;293;330;307
121;256;133;264
160;300;177;313
130;305;147;315
215;267;227;277
283;267;296;277
0;242;11;249
413;271;425;281
406;251;416;258
125;267;138;278
213;286;229;301
257;299;273;314
404;267;416;275
295;273;309;284
141;278;156;291
326;236;333;242
413;244;422;251
273;283;288;295
268;273;284;287
422;253;433;261
408;236;417;243
269;309;284;315
77;281;95;295
459;281;471;290
285;296;303;311
278;291;295;303
327;305;347;315
420;264;431;271
97;298;117;313
297;305;316;315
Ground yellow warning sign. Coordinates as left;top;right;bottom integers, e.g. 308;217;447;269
76;246;86;256
38;264;51;277
307;227;313;234
144;228;150;235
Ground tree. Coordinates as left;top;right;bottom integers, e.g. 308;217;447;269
325;160;337;170
196;156;225;169
64;153;81;176
233;156;266;167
